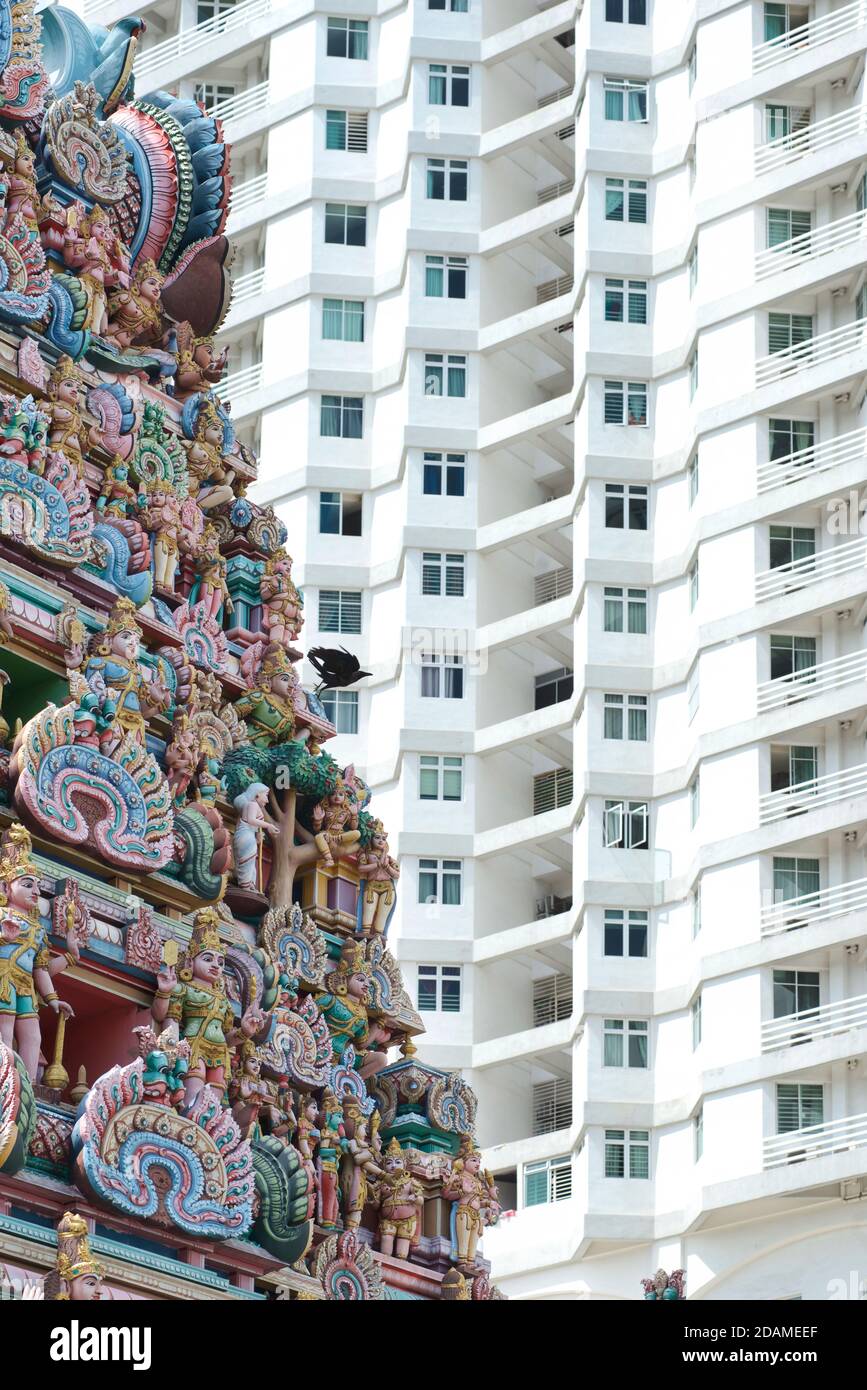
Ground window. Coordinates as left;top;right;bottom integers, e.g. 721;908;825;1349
605;177;648;224
604;692;648;741
769;418;814;462
427;158;468;201
687;663;699;723
769;311;813;355
604;380;648;425
604;908;649;958
604;1129;650;1178
689;774;700;827
322;298;364;341
770;743;817;793
692;885;701;938
324;202;367;246
194;83;236;110
326;109;369;152
318;589;362;634
603;800;649;849
688;559;699;612
196;0;236;21
688;43;697;91
421;653;464;699
524;1155;572;1207
764;3;810;44
326;17;369;59
688;454;699;505
319;491;362;537
605;0;647;22
604;586;647;634
320;394;363;438
857;283;867;322
535;667;574;709
418;858;463;905
770;633;816;682
425;255;468;299
689;350;698;400
419;754;463;801
694;1109;703;1161
533;1079;572;1135
428;0;469;9
533;973;572;1026
773;970;819;1020
605;483;648;529
417;963;462;1010
765;103;810;142
691;995;702;1049
428;63;470;106
776;1083;823;1133
689;243;698;295
604;278;648;324
320;689;359;734
423;451;466;496
767;207;812;248
604;78;648;123
422;551;465;596
425;353;467;397
604;1018;649;1068
769;524;815;570
772;856;820;906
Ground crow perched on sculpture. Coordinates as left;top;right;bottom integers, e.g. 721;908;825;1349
307;646;372;692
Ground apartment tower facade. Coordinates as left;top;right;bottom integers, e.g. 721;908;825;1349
93;0;867;1298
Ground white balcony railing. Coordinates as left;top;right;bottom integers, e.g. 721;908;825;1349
755;208;867;282
759;760;867;826
136;0;274;79
755;535;867;602
755;104;867;176
756;648;867;713
538;85;575;109
229;266;267;310
537;179;574;205
764;1110;867;1170
537;274;574;304
762;991;867;1052
216;362;264;403
753;0;867;73
755;318;866;388
210;81;270;126
756;425;867;493
534;568;572;605
229;173;269;219
761;875;867;937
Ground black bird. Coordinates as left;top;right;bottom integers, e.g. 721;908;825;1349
307;646;372;692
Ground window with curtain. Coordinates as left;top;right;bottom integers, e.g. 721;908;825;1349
689;559;699;611
603;800;649;848
769;524;815;570
772;856;820;904
418;859;463;905
688;454;699;505
425;255;468;298
429;0;469;9
604;693;648;741
424;353;467;397
769;417;814;462
320;395;363;438
322;298;364;341
604;78;648;122
776;1083;823;1133
604;1019;649;1068
692;995;702;1049
770;634;816;682
423;451;466;496
326;109;347;149
694;1110;703;1161
319;491;362;536
606;0;648;21
420;653;465;699
194;83;237;109
773;970;820;1020
419;755;463;801
426;158;468;200
605;177;649;223
603;586;648;634
604;909;649;957
605;483;648;529
428;63;470;106
327;17;369;59
324;202;367;246
320;688;359;733
689;774;700;827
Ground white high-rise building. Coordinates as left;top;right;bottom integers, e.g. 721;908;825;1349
103;0;867;1299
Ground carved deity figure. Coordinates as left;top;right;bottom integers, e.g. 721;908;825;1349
442;1138;501;1271
356;820;400;937
97;454;144;519
376;1137;425;1260
6;133;39;230
234;646;302;749
232;782;279;893
47;356;86;476
44;1213;106;1301
61;204;129;336
316;1088;345;1229
311;775;361;869
0;824;79;1081
174;326;228;400
139;482;182;590
314;942;391;1080
151;908;267;1110
79;598;170;747
339;1100;382;1232
185;400;235;511
295;1095;320;1221
196;523;233;623
260;551;303;648
104;257;163;350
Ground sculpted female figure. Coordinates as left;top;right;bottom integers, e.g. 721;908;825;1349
232;782;280;893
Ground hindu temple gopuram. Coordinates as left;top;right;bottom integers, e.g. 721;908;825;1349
0;0;501;1303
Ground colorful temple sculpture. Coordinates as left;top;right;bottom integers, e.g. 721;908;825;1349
0;0;502;1303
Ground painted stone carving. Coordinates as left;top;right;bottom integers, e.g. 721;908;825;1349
40;81;128;204
0;1035;35;1173
312;1228;385;1302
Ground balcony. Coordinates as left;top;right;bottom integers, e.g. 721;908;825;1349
537;274;574;305
210;81;271;128
753;1;867;74
229;173;269;221
533;973;573;1027
533;1078;572;1136
764;1109;867;1170
754;534;867;601
761;874;867;937
759;760;867;826
756;424;867;493
754;208;867;283
533;767;573;815
538;179;574;205
228;266;267;312
755;318;866;388
755;104;867;177
135;0;274;81
216;362;263;406
756;648;867;713
534;567;572;605
762;992;867;1052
